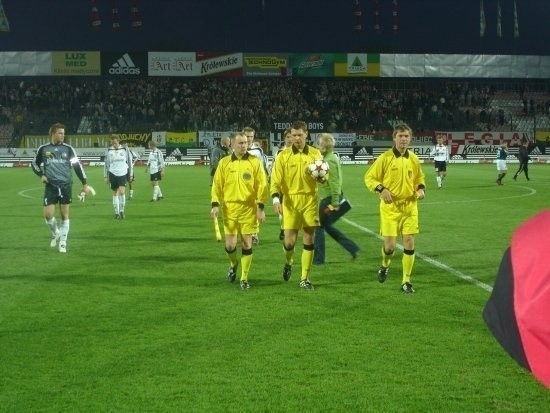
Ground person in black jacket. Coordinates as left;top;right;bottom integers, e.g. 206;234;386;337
513;140;531;181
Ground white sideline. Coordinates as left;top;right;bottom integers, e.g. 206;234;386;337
342;218;494;292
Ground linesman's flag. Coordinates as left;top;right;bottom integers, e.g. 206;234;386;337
483;210;550;390
0;0;10;32
480;0;486;37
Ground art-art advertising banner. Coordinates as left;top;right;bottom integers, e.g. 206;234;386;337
148;52;198;76
243;54;289;77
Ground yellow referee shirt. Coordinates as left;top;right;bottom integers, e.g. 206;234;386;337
364;147;426;201
211;152;268;208
270;144;322;198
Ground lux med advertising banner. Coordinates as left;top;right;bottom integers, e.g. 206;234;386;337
51;51;100;76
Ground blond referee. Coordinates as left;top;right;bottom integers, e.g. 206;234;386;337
365;123;426;293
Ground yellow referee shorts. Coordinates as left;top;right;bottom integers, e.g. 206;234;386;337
379;199;419;236
282;193;319;229
222;202;259;235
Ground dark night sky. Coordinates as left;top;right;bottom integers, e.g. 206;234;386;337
0;0;548;55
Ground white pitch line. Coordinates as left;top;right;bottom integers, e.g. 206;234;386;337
422;185;536;205
342;217;494;292
18;187;41;199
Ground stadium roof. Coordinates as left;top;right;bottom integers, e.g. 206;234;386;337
0;0;548;55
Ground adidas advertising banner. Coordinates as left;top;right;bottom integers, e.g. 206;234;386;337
102;52;146;76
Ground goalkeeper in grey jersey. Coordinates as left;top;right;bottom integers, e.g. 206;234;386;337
31;122;89;253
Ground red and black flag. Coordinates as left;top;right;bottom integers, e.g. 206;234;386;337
373;0;381;34
112;0;120;31
392;0;398;35
130;0;143;31
90;0;101;32
353;0;362;32
483;210;550;389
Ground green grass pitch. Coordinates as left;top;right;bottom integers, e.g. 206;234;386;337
1;163;549;411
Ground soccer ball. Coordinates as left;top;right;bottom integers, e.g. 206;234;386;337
78;185;96;202
306;159;330;182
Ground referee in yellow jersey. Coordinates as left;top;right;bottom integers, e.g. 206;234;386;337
270;120;322;290
211;132;268;290
364;123;426;293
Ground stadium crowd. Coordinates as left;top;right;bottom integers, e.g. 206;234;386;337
1;77;549;147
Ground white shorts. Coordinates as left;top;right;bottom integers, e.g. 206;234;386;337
496;160;507;171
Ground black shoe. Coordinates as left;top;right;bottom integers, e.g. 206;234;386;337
114;213;121;220
299;279;314;290
377;266;388;283
227;264;238;283
119;211;125;219
513;175;517;180
401;282;415;294
282;264;292;281
351;251;359;261
240;280;250;290
279;229;284;241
